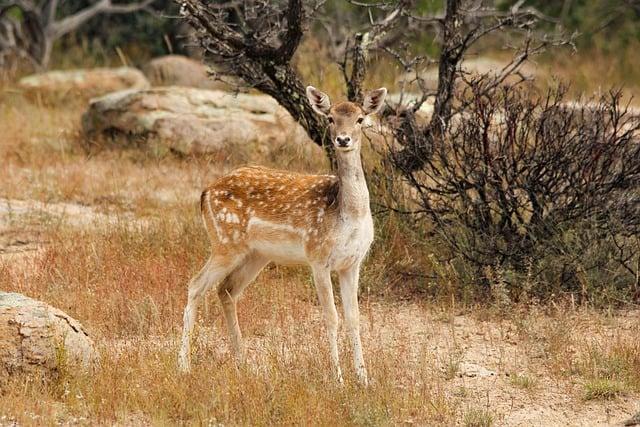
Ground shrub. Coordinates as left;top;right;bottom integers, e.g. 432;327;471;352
390;81;640;304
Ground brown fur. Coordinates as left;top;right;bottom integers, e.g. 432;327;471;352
332;102;361;115
201;166;339;259
180;86;387;384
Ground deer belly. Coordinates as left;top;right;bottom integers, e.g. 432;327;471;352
247;217;308;265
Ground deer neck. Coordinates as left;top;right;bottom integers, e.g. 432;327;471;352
336;149;370;219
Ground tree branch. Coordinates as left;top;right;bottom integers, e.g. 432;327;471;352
50;0;155;39
276;0;303;62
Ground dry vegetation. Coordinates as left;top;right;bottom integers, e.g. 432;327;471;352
1;52;640;425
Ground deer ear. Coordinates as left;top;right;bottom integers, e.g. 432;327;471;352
306;86;331;116
363;87;387;115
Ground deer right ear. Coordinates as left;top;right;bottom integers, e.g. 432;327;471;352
306;86;331;116
363;87;387;115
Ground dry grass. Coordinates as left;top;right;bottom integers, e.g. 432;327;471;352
509;373;538;391
1;71;639;426
541;43;640;101
462;408;494;427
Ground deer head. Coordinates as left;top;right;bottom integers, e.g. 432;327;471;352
306;86;387;152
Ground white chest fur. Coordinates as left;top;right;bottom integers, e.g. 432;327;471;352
328;213;374;271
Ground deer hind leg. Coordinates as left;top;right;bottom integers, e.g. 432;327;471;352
178;255;235;372
217;252;269;363
312;265;343;382
339;263;368;385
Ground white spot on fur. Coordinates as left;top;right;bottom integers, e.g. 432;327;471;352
207;197;225;239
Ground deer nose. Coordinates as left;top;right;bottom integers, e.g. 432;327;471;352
336;135;351;147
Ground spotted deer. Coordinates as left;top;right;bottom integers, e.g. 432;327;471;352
178;86;387;384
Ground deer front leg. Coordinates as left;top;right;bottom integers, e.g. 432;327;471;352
312;265;343;383
339;264;368;385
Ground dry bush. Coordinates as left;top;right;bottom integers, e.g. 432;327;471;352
579;337;640;399
389;81;640;305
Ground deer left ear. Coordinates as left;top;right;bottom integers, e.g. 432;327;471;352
306;86;332;116
362;88;387;115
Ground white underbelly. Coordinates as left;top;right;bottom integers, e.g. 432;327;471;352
247;217;308;265
250;239;307;265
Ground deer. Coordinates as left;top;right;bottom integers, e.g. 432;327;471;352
177;86;387;385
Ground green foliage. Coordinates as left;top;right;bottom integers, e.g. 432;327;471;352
584;379;626;400
415;0;444;14
498;0;640;49
55;0;183;65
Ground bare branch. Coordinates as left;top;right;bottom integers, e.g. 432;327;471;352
339;0;408;102
345;0;396;9
50;0;156;39
0;0;158;68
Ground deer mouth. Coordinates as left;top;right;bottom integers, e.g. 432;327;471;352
335;144;356;152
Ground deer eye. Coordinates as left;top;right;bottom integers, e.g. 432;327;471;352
356;117;364;124
327;116;335;124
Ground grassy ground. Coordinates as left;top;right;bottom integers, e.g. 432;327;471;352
0;61;639;425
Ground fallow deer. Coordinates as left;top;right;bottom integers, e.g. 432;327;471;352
178;86;387;384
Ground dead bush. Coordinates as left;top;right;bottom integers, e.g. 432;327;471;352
389;81;640;304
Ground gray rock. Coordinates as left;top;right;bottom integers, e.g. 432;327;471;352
143;55;232;89
0;292;97;380
397;57;537;91
81;86;311;154
385;92;435;121
458;362;496;378
19;67;150;102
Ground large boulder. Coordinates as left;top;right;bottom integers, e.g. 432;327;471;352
143;55;231;89
81;86;312;154
0;292;97;380
385;92;435;122
18;67;150;103
397;57;537;92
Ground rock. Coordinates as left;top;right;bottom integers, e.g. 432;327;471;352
457;362;496;378
623;411;640;426
385;92;435;121
397;57;537;92
143;55;230;89
0;292;97;380
81;86;312;155
18;67;150;103
460;57;536;79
